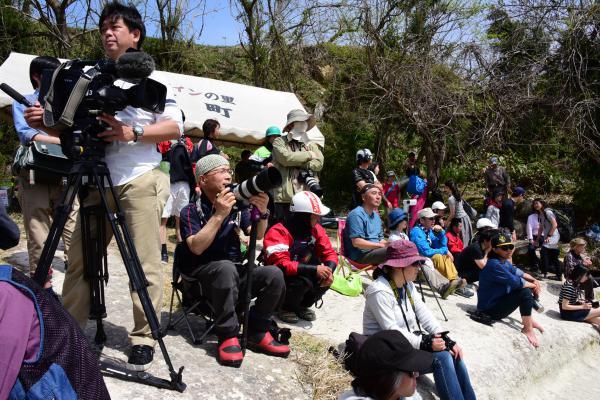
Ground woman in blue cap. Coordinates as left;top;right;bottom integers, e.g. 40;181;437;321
251;125;281;167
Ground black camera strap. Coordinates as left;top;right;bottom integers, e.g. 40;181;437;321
389;278;422;333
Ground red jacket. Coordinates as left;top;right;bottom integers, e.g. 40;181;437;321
445;231;464;254
264;223;338;276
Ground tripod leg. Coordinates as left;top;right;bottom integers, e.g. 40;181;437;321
33;168;85;286
81;205;109;346
92;167;184;391
420;267;449;322
241;217;259;354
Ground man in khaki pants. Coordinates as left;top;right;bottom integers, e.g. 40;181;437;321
24;2;182;371
12;56;78;282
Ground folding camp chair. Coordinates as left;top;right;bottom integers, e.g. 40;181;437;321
164;243;218;345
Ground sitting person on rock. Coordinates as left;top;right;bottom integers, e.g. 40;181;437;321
477;232;544;348
431;201;447;229
179;155;289;367
343;184;387;265
445;218;464;259
388;208;409;241
264;191;337;324
410;208;473;298
339;330;433;400
363;240;477;400
455;229;498;284
558;265;600;329
563;238;595;301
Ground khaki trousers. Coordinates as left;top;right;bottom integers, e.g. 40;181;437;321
62;168;169;347
18;174;79;276
431;253;459;281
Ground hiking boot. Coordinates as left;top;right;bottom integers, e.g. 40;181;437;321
455;287;475;298
127;345;154;371
278;310;299;324
439;279;461;299
217;337;243;368
248;331;290;358
161;251;168;264
297;307;316;321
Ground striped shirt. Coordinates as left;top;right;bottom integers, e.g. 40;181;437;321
558;281;582;306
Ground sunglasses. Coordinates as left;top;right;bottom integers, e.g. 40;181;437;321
401;371;419;378
496;244;515;251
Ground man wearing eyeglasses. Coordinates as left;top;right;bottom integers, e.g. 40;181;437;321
179;154;289;368
477;233;544;348
410;208;473;298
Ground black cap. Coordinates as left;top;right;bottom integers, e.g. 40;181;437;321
491;232;513;248
354;330;433;378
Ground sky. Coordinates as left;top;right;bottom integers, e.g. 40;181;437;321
196;0;243;46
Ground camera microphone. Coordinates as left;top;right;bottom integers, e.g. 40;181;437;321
115;49;155;80
0;83;33;107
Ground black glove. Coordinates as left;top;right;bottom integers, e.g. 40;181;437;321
442;334;456;352
325;261;337;273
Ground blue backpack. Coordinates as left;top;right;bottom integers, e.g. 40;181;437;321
407;175;426;196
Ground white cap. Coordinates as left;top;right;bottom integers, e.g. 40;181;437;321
431;201;447;211
418;207;436;219
289;191;331;216
476;218;496;229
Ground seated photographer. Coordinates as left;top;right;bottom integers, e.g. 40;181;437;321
179;154;289;367
477;233;544;347
263;191;337;324
271;109;323;224
13;55;78;284
558;265;600;329
455;229;497;284
363;240;476;400
563;238;594;301
24;2;183;370
0;207;110;400
340;330;433;400
343;184;387;265
410;208;472;298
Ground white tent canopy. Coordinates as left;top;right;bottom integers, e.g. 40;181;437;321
0;52;325;147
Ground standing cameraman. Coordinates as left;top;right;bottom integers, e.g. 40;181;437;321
13;56;79;284
24;2;183;371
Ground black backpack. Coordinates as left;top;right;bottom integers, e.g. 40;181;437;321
338;332;368;375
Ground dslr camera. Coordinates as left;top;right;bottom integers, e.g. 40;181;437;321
228;167;282;211
297;169;323;197
39;50;166;159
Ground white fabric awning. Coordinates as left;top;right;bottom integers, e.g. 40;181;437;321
0;52;325;147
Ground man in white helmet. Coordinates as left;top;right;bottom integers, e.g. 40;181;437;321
263;191;338;323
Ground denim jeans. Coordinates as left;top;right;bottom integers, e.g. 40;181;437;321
423;350;476;400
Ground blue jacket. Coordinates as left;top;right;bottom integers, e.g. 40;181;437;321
410;224;448;258
477;257;525;311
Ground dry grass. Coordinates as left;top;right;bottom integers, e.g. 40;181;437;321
291;332;353;400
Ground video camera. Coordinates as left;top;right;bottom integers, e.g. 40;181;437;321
297;169;323;197
38;49;166;159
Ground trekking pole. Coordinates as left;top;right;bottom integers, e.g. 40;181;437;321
240;206;260;354
419;267;448;322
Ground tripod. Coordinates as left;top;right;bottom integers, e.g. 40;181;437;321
33;157;185;392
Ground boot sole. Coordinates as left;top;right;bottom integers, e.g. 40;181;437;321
247;342;290;358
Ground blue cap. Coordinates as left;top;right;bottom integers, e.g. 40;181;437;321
388;208;407;228
513;186;526;196
489;156;498;164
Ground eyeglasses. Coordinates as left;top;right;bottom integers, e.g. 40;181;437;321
497;244;515;251
206;167;233;176
411;261;425;267
426;217;436;221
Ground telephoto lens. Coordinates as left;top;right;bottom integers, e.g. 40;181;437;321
231;166;282;201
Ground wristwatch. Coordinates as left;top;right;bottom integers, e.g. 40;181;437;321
259;209;270;220
132;125;144;142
